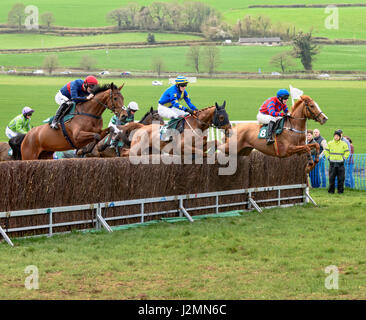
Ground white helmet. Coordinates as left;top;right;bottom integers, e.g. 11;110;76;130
127;101;139;111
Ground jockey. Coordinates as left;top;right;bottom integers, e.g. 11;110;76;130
257;89;289;144
51;75;99;129
6;106;34;138
108;101;139;127
158;76;198;119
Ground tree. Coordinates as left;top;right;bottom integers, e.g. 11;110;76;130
270;51;296;73
106;8;126;29
40;12;55;30
203;46;221;76
8;3;26;30
80;55;97;71
42;54;59;74
292;31;320;71
152;56;164;77
186;45;201;73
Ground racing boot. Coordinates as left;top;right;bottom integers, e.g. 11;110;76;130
50;102;71;129
266;120;276;145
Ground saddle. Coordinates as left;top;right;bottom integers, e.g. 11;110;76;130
258;117;285;139
47;102;76;125
160;117;186;141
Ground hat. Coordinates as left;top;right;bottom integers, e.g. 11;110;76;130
334;130;342;138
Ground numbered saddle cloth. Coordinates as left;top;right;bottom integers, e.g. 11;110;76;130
258;117;286;139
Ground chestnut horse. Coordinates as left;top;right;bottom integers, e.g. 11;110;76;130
129;102;232;158
81;107;164;157
218;95;328;173
19;83;127;160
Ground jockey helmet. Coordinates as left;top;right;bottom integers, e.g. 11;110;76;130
22;106;34;116
127;101;139;111
84;76;99;87
277;89;290;100
175;76;189;87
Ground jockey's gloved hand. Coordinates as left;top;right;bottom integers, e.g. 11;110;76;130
187;109;195;115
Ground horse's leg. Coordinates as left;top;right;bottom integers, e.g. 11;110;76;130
287;144;315;173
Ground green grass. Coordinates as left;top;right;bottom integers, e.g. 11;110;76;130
0;76;365;152
0;0;365;40
0;33;203;49
1;45;366;73
0;188;365;299
224;7;366;40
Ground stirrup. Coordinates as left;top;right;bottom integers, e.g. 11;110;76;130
266;138;274;145
50;121;59;130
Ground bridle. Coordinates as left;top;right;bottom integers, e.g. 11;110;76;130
94;88;121;116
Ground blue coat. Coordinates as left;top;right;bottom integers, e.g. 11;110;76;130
158;85;197;111
60;79;89;103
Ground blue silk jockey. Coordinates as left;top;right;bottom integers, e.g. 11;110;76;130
51;75;99;129
257;89;290;144
158;76;198;119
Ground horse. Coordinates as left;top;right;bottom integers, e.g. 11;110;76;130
218;95;328;173
128;102;232;159
15;83;127;160
80;106;165;158
0;142;13;161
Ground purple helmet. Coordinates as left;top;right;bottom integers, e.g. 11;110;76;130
22;106;34;116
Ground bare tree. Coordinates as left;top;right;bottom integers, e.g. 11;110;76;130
40;12;55;30
186;45;201;73
270;51;296;73
80;55;97;71
152;56;164;77
42;54;59;74
203;46;221;76
8;3;26;30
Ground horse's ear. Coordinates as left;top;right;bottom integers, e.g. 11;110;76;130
222;100;226;108
110;82;114;88
150;106;153;113
215;102;218;108
118;83;125;91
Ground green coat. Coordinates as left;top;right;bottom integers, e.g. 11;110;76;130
7;114;31;134
324;139;350;162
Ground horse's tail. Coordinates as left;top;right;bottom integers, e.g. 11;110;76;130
9;134;26;160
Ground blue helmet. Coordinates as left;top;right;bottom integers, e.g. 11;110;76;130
277;89;290;99
175;76;189;85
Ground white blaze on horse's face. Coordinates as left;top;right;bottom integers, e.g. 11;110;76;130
314;101;328;124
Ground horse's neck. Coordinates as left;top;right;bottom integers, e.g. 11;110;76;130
289;102;306;131
79;91;108;117
195;107;215;130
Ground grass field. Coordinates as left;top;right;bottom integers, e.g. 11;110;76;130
0;0;365;40
0;33;203;50
0;76;365;152
0;188;365;299
1;45;366;73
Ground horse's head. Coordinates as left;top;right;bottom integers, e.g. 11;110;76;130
139;106;164;125
212;101;232;135
300;95;328;125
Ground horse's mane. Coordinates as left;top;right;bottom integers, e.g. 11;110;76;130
196;105;215;114
93;83;117;95
139;109;155;123
290;95;311;112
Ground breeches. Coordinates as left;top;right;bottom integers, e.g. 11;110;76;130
158;104;187;119
55;91;70;106
5;126;19;139
256;112;282;124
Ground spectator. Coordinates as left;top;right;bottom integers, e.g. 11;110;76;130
307;129;320;188
324;130;350;194
335;129;352;189
344;135;355;188
313;128;328;188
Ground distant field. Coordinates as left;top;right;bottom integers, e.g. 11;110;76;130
0;76;365;152
1;45;366;73
0;0;364;40
0;33;203;49
224;7;366;40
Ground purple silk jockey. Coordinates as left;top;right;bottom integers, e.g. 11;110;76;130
257;89;289;144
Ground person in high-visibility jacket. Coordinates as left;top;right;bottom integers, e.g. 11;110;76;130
324;130;350;194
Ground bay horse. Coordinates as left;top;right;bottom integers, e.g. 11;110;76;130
81;107;165;158
18;83;127;160
128;102;232;159
0;142;13;161
218;95;328;173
